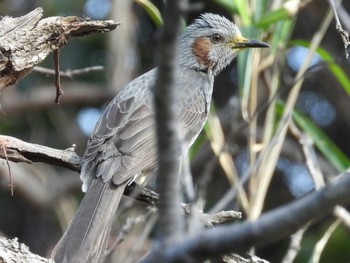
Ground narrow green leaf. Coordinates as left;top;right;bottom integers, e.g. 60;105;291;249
255;8;290;28
276;102;350;172
294;110;350;172
235;0;250;26
252;0;268;22
291;40;350;96
135;0;163;26
189;130;207;160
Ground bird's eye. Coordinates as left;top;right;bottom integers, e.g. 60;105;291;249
210;33;223;43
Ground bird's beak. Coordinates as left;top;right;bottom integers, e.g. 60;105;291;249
233;37;270;49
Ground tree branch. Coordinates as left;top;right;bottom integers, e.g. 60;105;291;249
0;237;53;263
1;83;114;115
0;7;119;91
33;65;104;78
328;0;350;58
0;135;81;172
141;171;350;262
0;134;241;226
154;0;187;243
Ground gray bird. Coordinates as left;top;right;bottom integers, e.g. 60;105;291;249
52;13;269;263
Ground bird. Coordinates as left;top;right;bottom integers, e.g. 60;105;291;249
52;13;269;263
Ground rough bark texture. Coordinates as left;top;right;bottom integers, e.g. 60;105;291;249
0;7;119;90
154;0;187;243
0;237;53;263
0;135;81;172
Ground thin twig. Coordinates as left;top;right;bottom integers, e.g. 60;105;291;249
337;4;350;32
1;144;14;196
289;120;350;235
334;206;350;230
34;65;104;78
328;0;350;58
311;219;341;263
54;50;63;104
288;121;325;189
106;206;158;257
281;225;309;263
207;111;249;212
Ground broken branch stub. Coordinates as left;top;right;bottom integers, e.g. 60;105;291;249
0;7;119;91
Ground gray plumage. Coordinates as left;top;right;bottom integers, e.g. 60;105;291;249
52;13;269;263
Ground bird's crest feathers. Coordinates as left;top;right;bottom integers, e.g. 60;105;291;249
188;13;240;37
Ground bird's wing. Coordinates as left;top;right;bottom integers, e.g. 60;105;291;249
81;69;158;188
81;68;211;189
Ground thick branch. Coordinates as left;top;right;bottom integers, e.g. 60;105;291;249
141;171;350;262
0;7;119;90
0;237;53;263
0;135;241;225
0;135;81;172
154;0;187;243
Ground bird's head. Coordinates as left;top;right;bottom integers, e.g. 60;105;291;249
179;13;269;76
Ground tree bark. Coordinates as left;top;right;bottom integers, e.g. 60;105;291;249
0;7;118;91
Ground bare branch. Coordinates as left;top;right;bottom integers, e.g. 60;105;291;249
223;254;269;263
33;65;104;78
311;219;341;263
0;237;53;263
0;134;240;226
154;0;187;243
0;135;81;172
54;49;63;104
334;206;350;230
1;143;14;196
328;0;350;58
200;210;242;227
141;171;350;262
0;7;119;91
281;225;309;263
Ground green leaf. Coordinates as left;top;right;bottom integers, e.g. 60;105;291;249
235;0;250;26
135;0;163;26
189;129;208;160
291;40;350;96
276;102;350;172
255;8;290;28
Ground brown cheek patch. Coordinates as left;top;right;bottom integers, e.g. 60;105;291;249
192;37;213;68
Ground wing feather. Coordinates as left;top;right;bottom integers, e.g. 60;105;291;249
81;67;213;190
81;70;157;189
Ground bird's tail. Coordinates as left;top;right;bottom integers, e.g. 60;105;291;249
52;179;126;263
